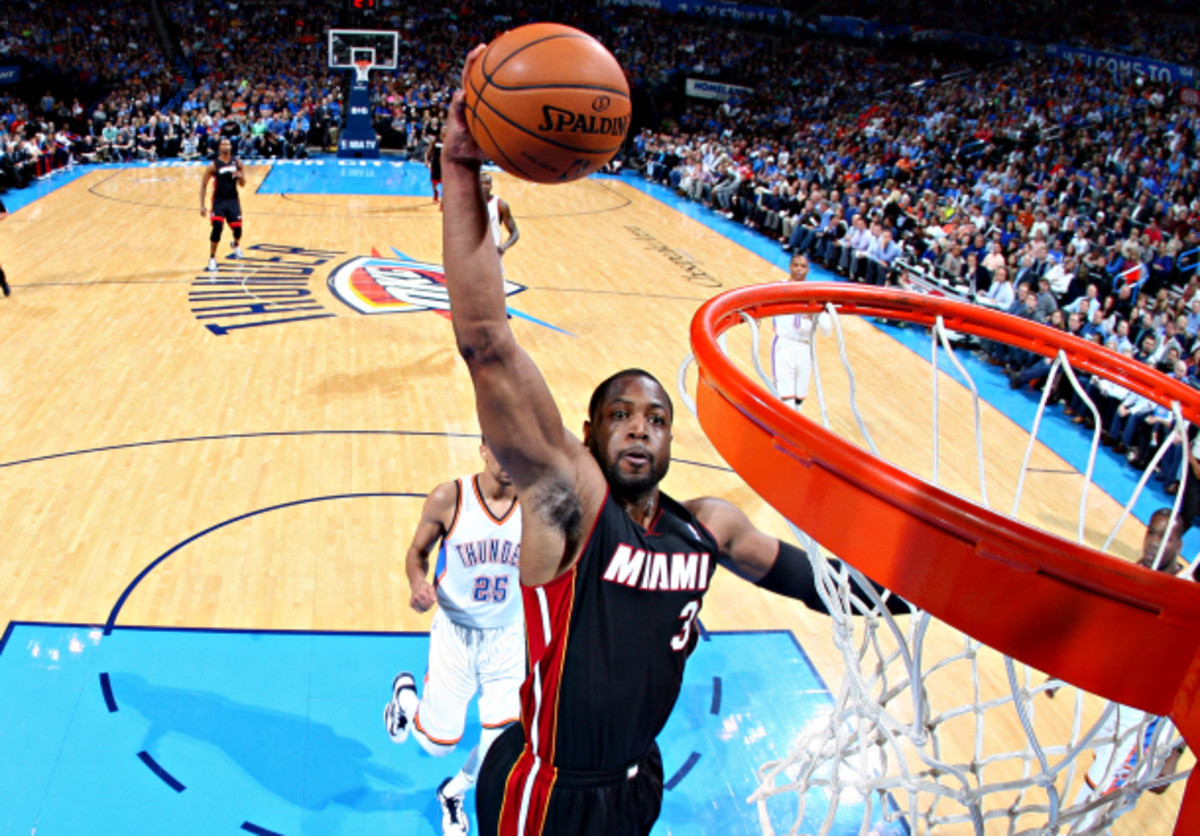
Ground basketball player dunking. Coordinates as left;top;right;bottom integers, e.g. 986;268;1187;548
440;44;907;836
199;138;246;272
383;439;524;836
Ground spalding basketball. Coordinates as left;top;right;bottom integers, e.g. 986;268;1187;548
464;23;631;184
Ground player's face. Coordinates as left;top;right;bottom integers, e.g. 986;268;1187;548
789;256;809;282
480;442;512;487
585;376;672;498
218;139;232;158
481;175;493;200
1140;517;1183;572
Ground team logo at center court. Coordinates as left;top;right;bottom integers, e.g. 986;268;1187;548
327;253;524;315
326;250;572;335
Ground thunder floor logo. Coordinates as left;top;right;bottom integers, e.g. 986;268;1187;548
326;248;571;334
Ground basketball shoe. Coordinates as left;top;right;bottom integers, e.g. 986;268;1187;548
231;243;245;259
207;258;218;272
437;777;469;836
383;672;417;743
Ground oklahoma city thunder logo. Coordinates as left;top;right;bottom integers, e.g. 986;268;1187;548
327;253;525;315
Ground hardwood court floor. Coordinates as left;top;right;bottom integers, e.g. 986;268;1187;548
0;160;1186;834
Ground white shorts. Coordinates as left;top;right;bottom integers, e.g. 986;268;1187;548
414;607;524;747
772;337;814;400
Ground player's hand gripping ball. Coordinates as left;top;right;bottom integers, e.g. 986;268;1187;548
463;23;631;184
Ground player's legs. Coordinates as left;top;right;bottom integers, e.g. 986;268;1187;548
432;178;442;202
229;220;244;258
773;339;802;409
441;619;523;798
384;608;476;756
223;201;245;259
794;348;813;408
208;216;224;270
475;723;523;836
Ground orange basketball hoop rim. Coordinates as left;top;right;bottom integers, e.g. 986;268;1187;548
690;282;1200;834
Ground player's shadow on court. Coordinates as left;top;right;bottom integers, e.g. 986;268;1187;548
110;673;412;811
314;349;457;398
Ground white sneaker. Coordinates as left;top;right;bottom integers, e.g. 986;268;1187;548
383;672;416;743
207;258;218;272
437;777;469;836
232;245;245;259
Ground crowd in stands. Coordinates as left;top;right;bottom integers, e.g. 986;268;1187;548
826;0;1200;69
2;0;1200;518
627;37;1200;518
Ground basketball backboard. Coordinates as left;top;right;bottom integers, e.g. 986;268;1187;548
327;29;399;73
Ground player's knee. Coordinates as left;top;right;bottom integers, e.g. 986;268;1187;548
209;221;224;243
413;727;457;758
230;221;243;240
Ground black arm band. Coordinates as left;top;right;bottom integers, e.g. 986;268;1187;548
758;541;912;616
757;541;827;613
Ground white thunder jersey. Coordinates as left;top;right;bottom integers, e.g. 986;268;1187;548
433;475;522;630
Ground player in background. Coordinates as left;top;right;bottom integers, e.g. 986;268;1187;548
0;196;9;297
199;138;246;272
480;173;519;268
772;253;829;409
426;126;445;204
1049;508;1192;834
384;439;524;836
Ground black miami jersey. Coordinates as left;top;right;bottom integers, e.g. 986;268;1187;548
485;489;719;835
211;158;241;201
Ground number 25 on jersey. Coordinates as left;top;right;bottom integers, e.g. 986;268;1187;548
472;575;509;603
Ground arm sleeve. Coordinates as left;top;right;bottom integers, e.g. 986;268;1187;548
758;541;912;616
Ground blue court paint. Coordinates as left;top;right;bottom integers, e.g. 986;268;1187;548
1;166;95;213
101;671;118;712
138;750;187;792
258;159;434;197
0;624;896;835
663;751;701;791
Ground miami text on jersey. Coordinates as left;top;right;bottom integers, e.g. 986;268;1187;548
601;544;711;592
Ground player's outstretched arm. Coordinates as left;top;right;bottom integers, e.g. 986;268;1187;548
685;497;911;616
405;481;457;613
442;46;604;584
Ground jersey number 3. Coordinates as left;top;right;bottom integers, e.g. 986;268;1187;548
670;600;701;651
472;575;509;603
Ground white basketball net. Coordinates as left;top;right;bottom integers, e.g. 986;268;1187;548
679;299;1193;835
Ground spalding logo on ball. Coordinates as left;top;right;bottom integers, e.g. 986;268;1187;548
465;23;632;184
